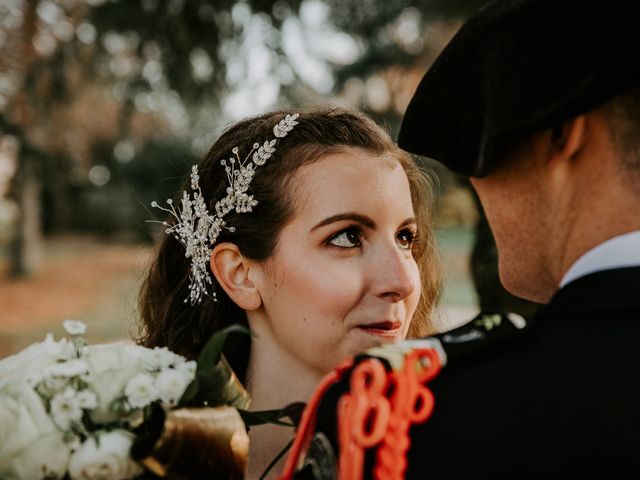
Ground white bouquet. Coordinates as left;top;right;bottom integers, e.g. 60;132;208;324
0;320;196;480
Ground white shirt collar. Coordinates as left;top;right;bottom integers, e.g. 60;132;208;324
559;230;640;288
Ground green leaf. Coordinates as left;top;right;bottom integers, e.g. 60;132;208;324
238;402;305;428
196;324;250;371
178;324;252;409
188;355;250;409
178;376;201;404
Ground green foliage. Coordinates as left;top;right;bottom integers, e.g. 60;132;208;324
3;0;491;240
87;0;303;107
177;323;303;428
326;0;491;88
179;324;251;409
82;0;491;113
238;402;305;428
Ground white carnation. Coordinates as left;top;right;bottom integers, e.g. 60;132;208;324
77;389;98;410
124;373;157;409
142;346;183;371
175;360;197;378
42;374;70;394
155;368;192;406
68;430;142;480
47;335;77;360
50;388;83;431
63;319;87;336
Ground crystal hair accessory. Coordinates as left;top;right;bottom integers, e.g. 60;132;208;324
150;113;300;305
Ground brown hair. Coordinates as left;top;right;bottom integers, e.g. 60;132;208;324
602;86;640;191
138;107;441;381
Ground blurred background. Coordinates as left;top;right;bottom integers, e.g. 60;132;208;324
0;0;536;357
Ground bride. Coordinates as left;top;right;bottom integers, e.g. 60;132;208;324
137;107;441;479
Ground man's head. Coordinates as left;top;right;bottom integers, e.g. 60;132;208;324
398;0;640;302
470;100;640;302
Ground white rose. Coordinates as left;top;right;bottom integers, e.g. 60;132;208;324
7;430;70;480
124;373;157;409
38;359;91;397
69;430;142;480
0;334;74;390
0;383;59;475
45;358;90;379
155;368;193;405
63;319;87;336
82;343;148;423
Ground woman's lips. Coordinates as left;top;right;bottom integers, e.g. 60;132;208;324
357;321;403;338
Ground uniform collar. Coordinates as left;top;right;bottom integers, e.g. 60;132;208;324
559;230;640;288
541;266;640;318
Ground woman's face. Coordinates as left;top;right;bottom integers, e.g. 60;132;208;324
249;147;422;376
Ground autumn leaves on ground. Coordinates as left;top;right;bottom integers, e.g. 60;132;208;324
0;236;153;357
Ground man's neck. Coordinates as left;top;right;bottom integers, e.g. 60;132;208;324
553;157;640;289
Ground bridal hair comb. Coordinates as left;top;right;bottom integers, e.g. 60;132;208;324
151;113;300;305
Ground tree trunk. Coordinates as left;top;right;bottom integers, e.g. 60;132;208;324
9;149;42;277
6;0;43;277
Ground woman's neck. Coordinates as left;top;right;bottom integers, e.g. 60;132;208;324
246;337;323;409
244;332;325;479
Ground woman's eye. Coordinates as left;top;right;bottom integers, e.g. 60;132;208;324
396;228;416;250
328;228;362;248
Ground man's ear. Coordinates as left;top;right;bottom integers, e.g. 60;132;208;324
210;243;262;311
549;115;589;163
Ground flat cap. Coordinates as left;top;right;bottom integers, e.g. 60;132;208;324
398;0;640;177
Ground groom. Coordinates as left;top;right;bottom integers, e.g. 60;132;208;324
395;0;640;475
301;0;640;477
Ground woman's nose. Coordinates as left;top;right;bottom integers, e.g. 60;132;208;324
369;243;419;302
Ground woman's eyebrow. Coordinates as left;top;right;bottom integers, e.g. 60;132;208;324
399;217;417;228
310;213;375;231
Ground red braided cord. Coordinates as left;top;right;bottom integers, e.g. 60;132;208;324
277;359;354;480
278;348;441;480
338;348;441;480
338;359;391;480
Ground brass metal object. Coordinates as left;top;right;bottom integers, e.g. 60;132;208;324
141;406;249;479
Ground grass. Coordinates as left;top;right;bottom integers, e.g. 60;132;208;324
0;236;152;357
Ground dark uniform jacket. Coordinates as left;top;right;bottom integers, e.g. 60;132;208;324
307;267;640;478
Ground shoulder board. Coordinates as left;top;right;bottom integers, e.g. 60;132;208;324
287;312;533;480
434;311;532;366
357;312;532;371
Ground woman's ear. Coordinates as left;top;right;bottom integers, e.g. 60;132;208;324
210;243;262;311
